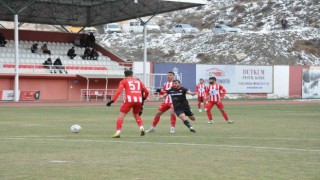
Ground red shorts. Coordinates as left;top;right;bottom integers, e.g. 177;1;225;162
206;101;224;111
158;103;173;113
198;96;205;102
120;102;142;114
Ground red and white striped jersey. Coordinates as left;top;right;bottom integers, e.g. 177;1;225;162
112;77;149;103
160;81;173;103
207;83;226;102
195;83;207;97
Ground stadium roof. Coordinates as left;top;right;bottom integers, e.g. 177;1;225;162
0;0;206;27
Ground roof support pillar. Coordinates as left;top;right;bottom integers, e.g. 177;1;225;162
86;77;90;102
14;14;20;102
0;0;35;102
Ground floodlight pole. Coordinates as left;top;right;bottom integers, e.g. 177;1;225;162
143;23;147;86
14;14;20;102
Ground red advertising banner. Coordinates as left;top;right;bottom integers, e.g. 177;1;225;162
19;91;41;101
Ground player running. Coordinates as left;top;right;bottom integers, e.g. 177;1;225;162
146;71;177;133
163;80;196;133
195;78;207;112
106;70;149;138
205;77;233;124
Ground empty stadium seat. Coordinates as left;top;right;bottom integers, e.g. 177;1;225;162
1;40;124;75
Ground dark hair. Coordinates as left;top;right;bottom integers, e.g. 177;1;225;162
124;70;133;77
173;80;180;83
200;78;204;81
209;77;216;81
168;71;175;75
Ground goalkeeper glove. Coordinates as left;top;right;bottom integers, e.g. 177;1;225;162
106;100;114;107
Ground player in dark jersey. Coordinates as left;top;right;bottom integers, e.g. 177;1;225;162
163;80;197;133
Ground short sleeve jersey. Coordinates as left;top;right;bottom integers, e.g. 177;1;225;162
195;83;207;97
112;77;148;103
166;87;190;109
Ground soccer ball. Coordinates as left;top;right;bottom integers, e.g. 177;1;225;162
70;124;81;133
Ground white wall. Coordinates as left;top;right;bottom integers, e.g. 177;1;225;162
267;66;290;98
132;62;151;74
132;62;151;86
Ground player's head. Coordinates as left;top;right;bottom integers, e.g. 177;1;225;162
124;70;133;77
172;80;181;88
167;71;175;81
209;77;216;84
199;78;204;84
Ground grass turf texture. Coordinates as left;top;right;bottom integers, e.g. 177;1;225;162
0;102;319;179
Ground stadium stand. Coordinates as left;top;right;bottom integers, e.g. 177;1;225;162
0;40;125;75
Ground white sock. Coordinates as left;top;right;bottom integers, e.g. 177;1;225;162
116;130;121;134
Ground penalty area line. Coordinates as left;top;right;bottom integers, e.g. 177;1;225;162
0;137;320;153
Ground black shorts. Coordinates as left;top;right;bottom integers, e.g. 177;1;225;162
174;108;194;117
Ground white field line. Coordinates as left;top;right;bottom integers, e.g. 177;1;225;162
50;160;69;163
2;135;320;141
0;137;319;153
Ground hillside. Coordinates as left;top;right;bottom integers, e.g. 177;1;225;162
97;0;320;65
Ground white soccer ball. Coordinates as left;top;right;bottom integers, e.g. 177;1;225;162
70;124;81;133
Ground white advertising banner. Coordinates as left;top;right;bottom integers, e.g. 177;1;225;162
1;90;15;100
302;69;320;98
196;65;273;93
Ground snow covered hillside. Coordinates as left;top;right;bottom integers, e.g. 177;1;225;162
97;0;320;65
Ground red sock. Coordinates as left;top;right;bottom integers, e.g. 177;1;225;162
198;102;201;109
222;111;229;121
207;111;212;121
134;114;143;126
152;115;160;127
116;117;124;131
170;114;176;127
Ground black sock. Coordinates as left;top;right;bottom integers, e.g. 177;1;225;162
183;120;192;128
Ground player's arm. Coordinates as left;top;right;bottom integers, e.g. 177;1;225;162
106;80;124;106
141;83;149;100
195;85;199;94
205;86;210;100
160;89;170;99
219;85;226;98
187;91;196;96
185;88;196;96
159;83;167;95
160;92;168;99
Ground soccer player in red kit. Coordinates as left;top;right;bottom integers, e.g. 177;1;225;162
195;78;207;112
106;70;149;138
146;71;177;133
205;77;233;124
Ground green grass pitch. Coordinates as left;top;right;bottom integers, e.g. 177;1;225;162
0;101;319;179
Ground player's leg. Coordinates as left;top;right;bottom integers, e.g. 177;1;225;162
132;102;146;136
147;103;170;132
206;101;214;124
217;101;233;123
203;98;207;111
197;97;202;112
169;104;176;133
185;108;195;121
176;110;196;133
112;103;131;138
